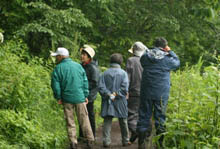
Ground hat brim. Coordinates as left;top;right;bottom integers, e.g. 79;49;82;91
134;50;145;57
51;52;58;56
128;48;133;54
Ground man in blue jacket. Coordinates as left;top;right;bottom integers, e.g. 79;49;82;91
51;47;94;149
137;37;180;149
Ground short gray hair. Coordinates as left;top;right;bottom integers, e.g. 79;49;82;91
110;53;123;65
154;37;168;48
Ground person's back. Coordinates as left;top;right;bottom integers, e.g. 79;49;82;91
140;47;180;100
137;37;180;149
102;67;127;95
127;56;143;97
52;58;88;104
126;41;147;143
98;53;131;147
51;47;94;149
99;65;129;118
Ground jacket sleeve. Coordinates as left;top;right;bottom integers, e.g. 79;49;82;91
51;68;61;100
82;69;89;98
98;73;111;99
115;72;129;98
166;51;180;70
88;66;100;100
140;52;148;67
126;59;132;83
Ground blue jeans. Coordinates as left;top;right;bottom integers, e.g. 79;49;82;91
137;98;168;135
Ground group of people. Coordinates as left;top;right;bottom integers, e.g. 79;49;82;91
50;37;180;149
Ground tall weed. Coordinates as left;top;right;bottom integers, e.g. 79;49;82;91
165;58;220;148
0;40;67;148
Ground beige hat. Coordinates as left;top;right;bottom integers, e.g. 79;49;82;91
81;45;95;58
128;41;148;57
51;47;69;56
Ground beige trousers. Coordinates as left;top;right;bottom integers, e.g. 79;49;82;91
63;102;94;144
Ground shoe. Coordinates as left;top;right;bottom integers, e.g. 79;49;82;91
70;142;77;149
138;131;149;149
123;141;131;147
130;132;138;143
77;137;86;143
87;141;94;149
103;144;110;148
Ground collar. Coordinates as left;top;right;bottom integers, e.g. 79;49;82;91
110;63;121;68
61;58;71;62
82;59;92;66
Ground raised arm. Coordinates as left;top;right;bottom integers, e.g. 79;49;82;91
166;51;180;70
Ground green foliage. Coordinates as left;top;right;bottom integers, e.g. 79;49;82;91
1;0;220;148
0;40;67;148
0;110;55;148
0;0;92;58
1;0;220;66
73;0;220;67
94;94;103;126
163;58;220;148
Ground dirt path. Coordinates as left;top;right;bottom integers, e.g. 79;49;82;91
78;121;138;149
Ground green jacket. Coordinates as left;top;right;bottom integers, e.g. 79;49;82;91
51;58;89;104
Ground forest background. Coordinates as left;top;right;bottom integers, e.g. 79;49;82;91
0;0;219;148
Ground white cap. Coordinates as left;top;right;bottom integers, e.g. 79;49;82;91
128;41;148;57
51;47;69;56
81;45;95;58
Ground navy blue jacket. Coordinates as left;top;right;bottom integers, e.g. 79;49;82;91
140;47;180;101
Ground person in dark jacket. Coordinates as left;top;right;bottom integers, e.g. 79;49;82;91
51;47;94;149
99;53;131;148
79;45;100;140
126;41;147;143
137;37;180;149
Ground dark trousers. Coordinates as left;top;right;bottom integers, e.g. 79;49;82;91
127;96;140;133
137;98;168;136
79;101;96;138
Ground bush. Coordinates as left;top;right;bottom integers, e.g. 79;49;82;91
0;40;67;148
163;59;220;148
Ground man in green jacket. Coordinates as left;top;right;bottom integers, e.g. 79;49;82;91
51;47;94;149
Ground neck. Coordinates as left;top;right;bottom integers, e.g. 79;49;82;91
83;59;92;65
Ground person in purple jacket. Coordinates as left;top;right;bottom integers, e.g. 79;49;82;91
137;37;180;148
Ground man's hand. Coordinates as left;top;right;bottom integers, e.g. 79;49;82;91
126;92;129;100
58;99;62;105
109;92;117;101
85;98;89;104
163;46;171;52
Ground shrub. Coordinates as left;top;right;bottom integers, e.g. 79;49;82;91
164;59;220;148
0;40;67;148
